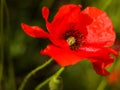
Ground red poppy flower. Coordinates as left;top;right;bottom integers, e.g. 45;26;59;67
21;4;117;76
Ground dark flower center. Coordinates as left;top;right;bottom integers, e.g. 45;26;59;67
63;30;84;50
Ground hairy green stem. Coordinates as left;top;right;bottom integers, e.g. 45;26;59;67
18;58;53;90
35;67;64;90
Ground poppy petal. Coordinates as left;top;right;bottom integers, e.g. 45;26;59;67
77;46;117;76
90;56;114;76
78;46;117;58
49;36;69;49
91;61;110;76
52;13;92;39
21;23;49;38
51;4;82;34
82;7;116;47
42;6;49;21
42;7;52;34
41;44;85;66
52;4;81;25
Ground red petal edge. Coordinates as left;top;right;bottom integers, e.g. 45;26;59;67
82;7;116;47
91;61;110;76
78;46;117;76
89;48;117;76
42;6;49;21
90;55;114;76
21;23;49;38
41;44;85;66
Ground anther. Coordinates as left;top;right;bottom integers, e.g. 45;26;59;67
67;36;76;46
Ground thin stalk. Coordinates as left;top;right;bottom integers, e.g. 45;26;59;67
35;67;64;90
4;1;16;90
18;58;53;90
102;0;112;10
35;74;53;90
54;67;64;78
0;0;4;89
96;77;107;90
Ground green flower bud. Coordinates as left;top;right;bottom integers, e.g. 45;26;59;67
49;76;63;90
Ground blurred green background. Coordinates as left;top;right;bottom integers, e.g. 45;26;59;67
0;0;120;90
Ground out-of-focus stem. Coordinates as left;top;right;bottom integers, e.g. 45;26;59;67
102;0;112;10
0;0;4;89
4;1;16;90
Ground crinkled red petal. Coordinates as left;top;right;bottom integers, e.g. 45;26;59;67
21;23;49;38
77;46;117;76
82;7;116;47
90;56;114;76
91;61;110;76
41;44;85;66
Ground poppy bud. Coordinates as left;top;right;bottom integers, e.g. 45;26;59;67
49;76;63;90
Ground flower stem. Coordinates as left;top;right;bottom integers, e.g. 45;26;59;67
35;75;53;90
3;1;16;90
0;0;4;89
102;0;112;10
96;78;107;90
54;67;64;78
35;67;64;90
18;58;53;90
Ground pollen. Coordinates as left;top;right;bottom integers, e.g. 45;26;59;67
67;36;76;46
